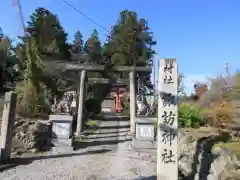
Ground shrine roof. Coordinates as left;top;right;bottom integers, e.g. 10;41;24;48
46;61;152;72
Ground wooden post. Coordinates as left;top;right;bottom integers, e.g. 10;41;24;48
76;70;86;135
0;92;17;162
157;59;178;180
129;71;136;134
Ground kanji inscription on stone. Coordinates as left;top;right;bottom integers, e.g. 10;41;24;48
162;129;176;146
157;59;178;180
162;110;176;126
161;92;175;107
161;148;176;164
164;75;174;84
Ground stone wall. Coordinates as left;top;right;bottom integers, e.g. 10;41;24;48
13;118;52;152
179;128;240;180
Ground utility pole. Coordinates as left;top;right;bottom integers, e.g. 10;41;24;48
13;0;26;35
225;61;230;76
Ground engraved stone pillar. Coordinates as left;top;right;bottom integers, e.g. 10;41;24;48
0;92;17;162
129;71;136;134
76;69;86;135
157;59;178;180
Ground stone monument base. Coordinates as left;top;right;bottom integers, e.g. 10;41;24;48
132;138;157;149
52;138;73;147
49;114;74;154
133;117;156;151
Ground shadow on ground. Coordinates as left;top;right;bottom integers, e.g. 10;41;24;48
134;170;186;179
84;129;129;135
93;125;130;129
91;113;130;122
73;139;131;150
134;176;156;180
0;149;111;173
85;134;128;140
73;112;132;150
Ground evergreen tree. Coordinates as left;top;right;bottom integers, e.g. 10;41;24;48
72;30;84;54
103;10;156;89
16;37;50;117
91;29;99;38
26;7;70;59
84;29;102;65
0;27;3;40
0;30;21;92
70;30;84;62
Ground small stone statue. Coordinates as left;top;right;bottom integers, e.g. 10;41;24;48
51;91;76;115
136;94;153;116
136;76;154;116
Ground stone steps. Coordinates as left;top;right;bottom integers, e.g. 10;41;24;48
97;120;130;128
80;135;130;142
75;113;131;147
83;128;129;134
82;130;129;139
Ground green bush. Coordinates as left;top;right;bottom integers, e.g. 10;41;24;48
16;81;50;117
179;102;206;128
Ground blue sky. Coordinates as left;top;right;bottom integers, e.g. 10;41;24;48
1;0;240;94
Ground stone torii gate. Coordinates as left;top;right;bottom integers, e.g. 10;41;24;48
62;63;152;136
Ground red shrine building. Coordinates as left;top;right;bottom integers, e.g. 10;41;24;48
101;84;129;112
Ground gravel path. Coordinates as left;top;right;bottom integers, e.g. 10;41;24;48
0;142;156;180
0;113;156;179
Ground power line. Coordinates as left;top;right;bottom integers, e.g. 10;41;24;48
60;0;110;33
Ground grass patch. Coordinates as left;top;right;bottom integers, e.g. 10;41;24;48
86;120;100;129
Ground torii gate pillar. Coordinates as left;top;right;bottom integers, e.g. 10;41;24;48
129;71;136;134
